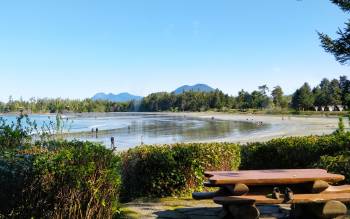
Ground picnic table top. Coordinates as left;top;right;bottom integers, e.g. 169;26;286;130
205;169;345;185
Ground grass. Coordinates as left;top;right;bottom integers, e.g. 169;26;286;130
117;208;140;219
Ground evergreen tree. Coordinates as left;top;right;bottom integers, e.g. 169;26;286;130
292;83;314;111
318;0;350;64
320;78;332;105
313;86;323;107
258;85;269;96
237;90;252;109
329;79;342;105
339;75;350;107
271;86;284;107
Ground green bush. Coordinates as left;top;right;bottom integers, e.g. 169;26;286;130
0;141;121;219
120;142;240;200
0;114;35;150
0;152;37;217
316;151;350;184
240;134;350;170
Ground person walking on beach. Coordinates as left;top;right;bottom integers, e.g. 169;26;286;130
111;137;115;149
95;128;99;138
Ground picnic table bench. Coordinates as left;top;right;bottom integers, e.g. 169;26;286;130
192;169;350;219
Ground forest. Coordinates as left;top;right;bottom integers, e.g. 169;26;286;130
0;76;349;113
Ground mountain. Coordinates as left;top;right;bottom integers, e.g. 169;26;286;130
92;92;143;102
173;84;215;94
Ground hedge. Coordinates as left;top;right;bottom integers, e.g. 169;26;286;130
1;134;350;217
316;151;350;184
0;141;121;219
0;152;36;217
120;142;241;200
240;134;350;170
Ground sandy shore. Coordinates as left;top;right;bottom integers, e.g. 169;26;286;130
2;111;346;146
163;112;349;143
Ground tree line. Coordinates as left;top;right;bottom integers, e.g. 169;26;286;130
139;85;287;111
1;76;349;113
0;97;135;113
140;76;350;112
291;76;350;111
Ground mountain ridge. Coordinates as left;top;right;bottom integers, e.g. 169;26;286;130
92;92;142;102
173;83;215;94
92;84;215;102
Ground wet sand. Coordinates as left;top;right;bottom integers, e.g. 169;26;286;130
163;112;348;143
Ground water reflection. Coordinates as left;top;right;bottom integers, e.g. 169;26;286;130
65;114;269;149
1;113;270;149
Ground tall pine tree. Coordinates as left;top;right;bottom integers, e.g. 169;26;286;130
318;0;350;64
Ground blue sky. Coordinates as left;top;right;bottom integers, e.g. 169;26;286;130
0;0;349;101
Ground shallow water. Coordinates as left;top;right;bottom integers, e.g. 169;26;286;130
1;113;271;150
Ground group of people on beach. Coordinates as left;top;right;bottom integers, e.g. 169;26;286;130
91;128;99;137
91;128;116;150
245;118;263;126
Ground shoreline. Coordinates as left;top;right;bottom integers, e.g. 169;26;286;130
160;112;348;143
1;112;347;146
68;111;347;145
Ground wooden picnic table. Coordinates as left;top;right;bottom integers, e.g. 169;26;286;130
205;169;345;185
193;169;350;219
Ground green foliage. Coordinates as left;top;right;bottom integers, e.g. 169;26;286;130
0;97;135;113
291;83;314;111
340;76;350;108
139;76;350;112
334;117;346;134
0;141;121;219
34;141;121;219
0;113;77;150
2;76;350;113
318;0;350;64
240;134;349;170
271;86;285;108
0;114;35;150
140;90;235;112
316;151;350;184
120;143;240;200
0;152;37;217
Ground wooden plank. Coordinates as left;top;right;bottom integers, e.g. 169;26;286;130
213;193;350;205
205;183;331;195
323;185;350;194
205;169;327;177
205;169;345;185
193;184;249;200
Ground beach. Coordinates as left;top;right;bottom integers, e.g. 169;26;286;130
165;112;348;143
1;112;347;147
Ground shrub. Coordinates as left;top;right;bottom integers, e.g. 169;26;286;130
0;152;37;217
0;141;121;219
0;114;35;150
240;134;350;170
120;142;240;200
316;151;350;184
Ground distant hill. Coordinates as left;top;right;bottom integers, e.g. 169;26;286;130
92;92;143;102
173;84;215;94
